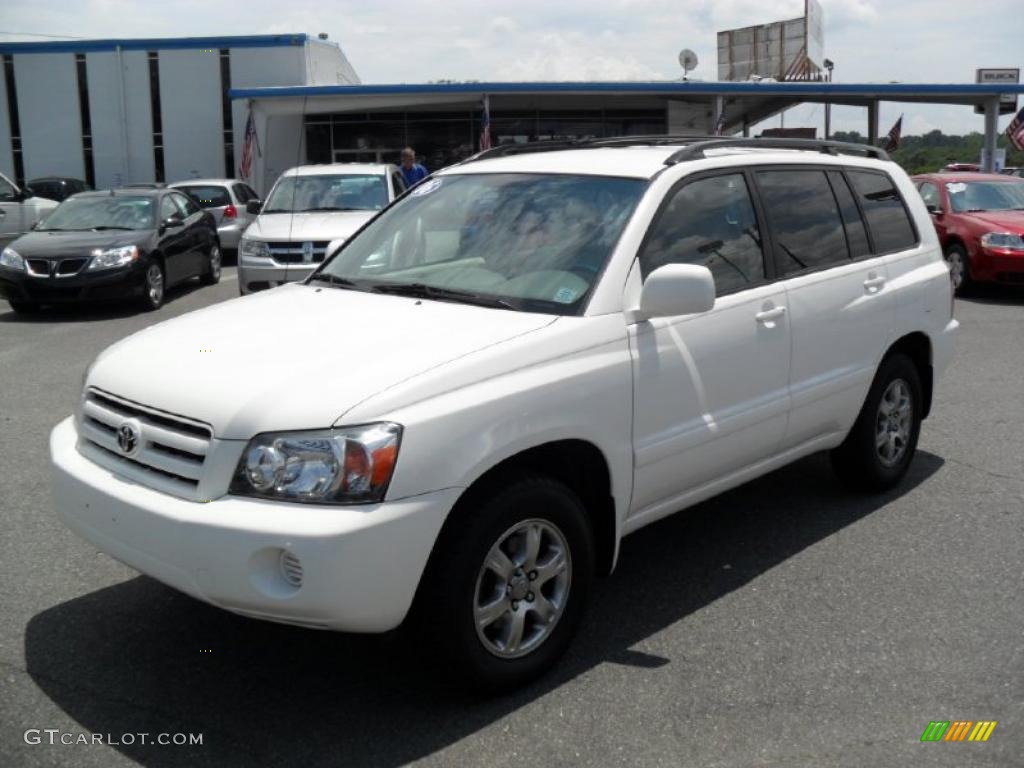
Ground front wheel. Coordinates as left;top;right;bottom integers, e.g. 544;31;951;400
831;353;922;492
139;261;165;311
945;244;972;296
421;474;594;691
200;243;221;286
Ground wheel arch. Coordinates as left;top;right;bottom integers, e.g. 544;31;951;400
883;331;933;420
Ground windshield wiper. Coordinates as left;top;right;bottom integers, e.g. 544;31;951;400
260;208;292;213
297;206;372;212
369;282;518;310
91;225;135;231
308;273;361;290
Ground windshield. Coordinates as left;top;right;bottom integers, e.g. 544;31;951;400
175;185;230;208
38;196;155;231
316;173;647;315
263;174;388;213
946;181;1024;212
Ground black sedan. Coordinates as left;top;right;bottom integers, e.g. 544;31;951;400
0;189;220;313
27;176;91;202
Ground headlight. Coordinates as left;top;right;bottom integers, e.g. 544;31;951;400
229;423;402;504
0;247;25;271
87;245;139;271
980;232;1024;251
239;237;271;259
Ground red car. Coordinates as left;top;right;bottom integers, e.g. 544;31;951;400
912;172;1024;295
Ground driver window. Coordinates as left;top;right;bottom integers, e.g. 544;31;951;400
639;173;766;295
159;195;179;221
0;176;16;202
918;182;940;211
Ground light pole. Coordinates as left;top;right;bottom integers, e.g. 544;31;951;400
823;58;835;140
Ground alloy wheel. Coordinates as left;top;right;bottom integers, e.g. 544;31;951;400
875;378;913;467
146;264;164;306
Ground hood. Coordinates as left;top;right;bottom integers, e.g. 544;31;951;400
11;229;150;258
247;211;376;242
965;209;1024;231
88;283;556;439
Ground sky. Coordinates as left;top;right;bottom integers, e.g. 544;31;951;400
1;0;1021;136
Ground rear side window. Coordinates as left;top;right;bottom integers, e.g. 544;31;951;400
178;185;230;208
847;171;918;253
639;173;766;295
918;181;940;211
233;183;257;203
828;171;871;259
755;169;849;276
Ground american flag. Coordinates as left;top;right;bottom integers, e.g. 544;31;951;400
885;115;903;152
480;95;491;151
239;110;261;180
1007;105;1024;151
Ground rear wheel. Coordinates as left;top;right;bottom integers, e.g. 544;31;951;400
420;474;594;691
139;261;165;311
945;243;972;296
831;353;922;491
200;243;221;286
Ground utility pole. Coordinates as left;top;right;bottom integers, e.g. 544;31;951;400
823;58;834;140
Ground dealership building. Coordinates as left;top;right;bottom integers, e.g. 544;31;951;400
2;33;1022;196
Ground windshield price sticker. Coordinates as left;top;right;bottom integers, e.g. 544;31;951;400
946;183;967;194
411;179;442;197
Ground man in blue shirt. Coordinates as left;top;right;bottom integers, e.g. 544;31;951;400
398;147;428;187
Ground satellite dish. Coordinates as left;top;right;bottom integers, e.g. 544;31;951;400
678;49;698;74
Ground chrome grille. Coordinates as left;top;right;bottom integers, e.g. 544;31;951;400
25;257;89;277
267;241;329;265
78;389;213;499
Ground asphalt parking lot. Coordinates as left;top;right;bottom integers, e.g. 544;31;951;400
0;271;1021;768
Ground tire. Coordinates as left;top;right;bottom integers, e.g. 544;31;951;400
830;353;923;492
945;243;972;297
200;242;221;286
419;473;595;692
8;299;39;314
139;260;165;311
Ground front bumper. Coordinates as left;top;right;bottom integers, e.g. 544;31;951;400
971;247;1024;283
0;263;146;304
237;258;316;294
50;417;458;632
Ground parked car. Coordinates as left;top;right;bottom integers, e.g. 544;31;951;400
169;179;260;251
912;172;1024;294
1000;167;1024;178
0;171;59;248
237;163;405;294
27;176;91;202
940;163;980;173
50;138;957;690
0;188;220;314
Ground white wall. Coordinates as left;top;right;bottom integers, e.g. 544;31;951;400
86;50;154;188
0;70;12;180
15;53;84;180
259;113;305;195
158;49;224;182
305;40;360;86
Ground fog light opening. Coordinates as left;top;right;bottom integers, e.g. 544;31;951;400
279;549;304;588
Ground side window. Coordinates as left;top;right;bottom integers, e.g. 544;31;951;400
755;169;849;276
172;192;201;217
639;173;766;295
847;171;918;253
391;172;406;198
0;175;17;202
828;170;871;259
232;183;252;203
918;182;940;212
244;184;258;201
159;195;179;221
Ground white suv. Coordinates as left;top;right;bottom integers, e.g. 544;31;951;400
50;138;957;690
237;163;405;294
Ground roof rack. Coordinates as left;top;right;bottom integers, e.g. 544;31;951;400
662;138;890;164
459;135;890;167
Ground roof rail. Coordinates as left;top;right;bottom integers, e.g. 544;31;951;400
461;135;724;164
663;137;890;165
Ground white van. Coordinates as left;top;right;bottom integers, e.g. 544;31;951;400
237;163;406;294
51;137;957;690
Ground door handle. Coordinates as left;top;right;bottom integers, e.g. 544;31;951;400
863;275;886;293
755;306;786;324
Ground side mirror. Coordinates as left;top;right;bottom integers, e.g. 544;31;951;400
926;203;941;215
20;186;35;200
246;200;262;215
162;214;185;229
636;264;716;320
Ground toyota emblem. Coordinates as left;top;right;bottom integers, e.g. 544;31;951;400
117;422;140;455
302;241;314;263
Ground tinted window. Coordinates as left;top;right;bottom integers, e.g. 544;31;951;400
172;192;201;216
159;195;179;221
848;171;917;253
828;171;871;259
756;170;848;276
918;182;940;211
640;174;765;294
177;185;230;208
391;173;406;198
0;176;16;201
232;183;252;203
